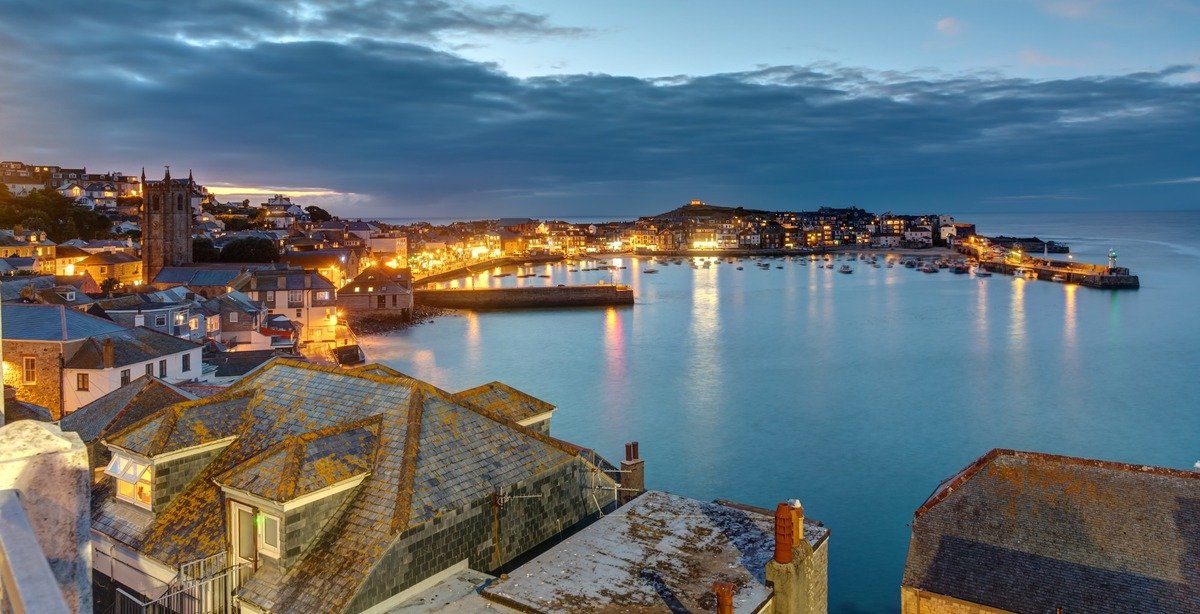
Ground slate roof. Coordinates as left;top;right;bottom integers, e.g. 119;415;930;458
152;266;249;287
59;376;194;467
338;266;412;294
232;268;335;292
92;360;601;614
451;381;555;422
1;304;126;340
903;449;1200;612
64;327;200;369
204;350;297;378
3;396;53;423
79;251;140;266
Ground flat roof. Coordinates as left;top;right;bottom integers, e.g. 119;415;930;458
482;490;828;613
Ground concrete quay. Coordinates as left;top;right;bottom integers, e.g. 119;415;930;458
414;284;634;309
414;255;563;287
978;258;1140;289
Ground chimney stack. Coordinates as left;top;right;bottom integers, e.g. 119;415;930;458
712;581;735;614
102;338;115;369
618;441;645;507
765;499;816;614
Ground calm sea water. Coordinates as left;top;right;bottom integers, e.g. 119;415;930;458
361;210;1200;613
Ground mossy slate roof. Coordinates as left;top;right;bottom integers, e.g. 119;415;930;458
903;449;1200;612
451;381;555;422
59;376;194;467
93;359;590;614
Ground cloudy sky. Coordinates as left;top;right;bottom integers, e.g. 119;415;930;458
1;0;1197;218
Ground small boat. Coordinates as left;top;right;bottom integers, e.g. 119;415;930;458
839;265;853;274
538;274;551;278
1051;274;1065;282
518;274;536;278
643;269;659;274
905;261;916;269
975;269;992;278
951;265;969;274
494;273;512;278
921;266;938;273
736;266;744;270
776;266;783;269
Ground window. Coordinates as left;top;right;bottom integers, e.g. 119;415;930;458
182;354;191;372
155;314;167;327
158;360;167;377
228;312;239;323
377;296;386;309
175;312;186;326
189;317;198;331
22;357;35;384
121;369;131;386
106;455;152;509
258;512;281;558
145;364;154;377
316;291;331;301
99;266;108;274
264;291;275;304
288;290;304;305
76;373;89;391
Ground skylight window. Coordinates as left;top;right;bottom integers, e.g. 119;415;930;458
106;454;153;509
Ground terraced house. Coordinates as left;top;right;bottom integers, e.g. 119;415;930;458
1;304;205;419
90;360;620;614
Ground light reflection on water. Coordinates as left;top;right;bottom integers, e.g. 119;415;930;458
364;212;1200;613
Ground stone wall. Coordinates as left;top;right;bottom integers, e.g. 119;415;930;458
344;456;617;613
900;586;1011;614
414;286;633;309
153;445;229;511
0;421;92;613
2;340;66;420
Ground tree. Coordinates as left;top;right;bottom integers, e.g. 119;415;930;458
100;277;120;296
219;237;280;263
193;237;220;262
305;205;333;223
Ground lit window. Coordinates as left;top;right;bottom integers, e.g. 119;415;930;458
106;455;153;509
316;291;330;301
76;373;89;391
175;312;186;326
257;512;281;558
22;357;35;384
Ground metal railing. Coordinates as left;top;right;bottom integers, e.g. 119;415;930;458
0;490;71;614
115;561;244;614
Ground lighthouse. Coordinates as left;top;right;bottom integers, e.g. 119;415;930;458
1107;248;1117;271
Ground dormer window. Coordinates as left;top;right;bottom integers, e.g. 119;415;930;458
106;454;153;509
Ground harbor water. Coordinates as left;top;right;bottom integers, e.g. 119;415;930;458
360;210;1200;613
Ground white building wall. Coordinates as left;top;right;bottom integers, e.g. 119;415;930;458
61;348;205;415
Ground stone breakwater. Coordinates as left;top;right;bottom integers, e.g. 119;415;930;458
414;285;634;309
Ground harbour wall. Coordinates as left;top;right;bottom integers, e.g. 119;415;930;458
414;255;563;286
414;285;634;309
979;260;1140;289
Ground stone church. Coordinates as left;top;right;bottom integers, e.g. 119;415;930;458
141;167;194;284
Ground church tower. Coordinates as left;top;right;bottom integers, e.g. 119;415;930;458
141;166;194;284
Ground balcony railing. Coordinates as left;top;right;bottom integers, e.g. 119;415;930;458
0;489;71;614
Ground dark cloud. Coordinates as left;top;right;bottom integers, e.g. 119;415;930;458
1;2;1197;217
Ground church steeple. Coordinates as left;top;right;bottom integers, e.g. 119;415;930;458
163;165;171;182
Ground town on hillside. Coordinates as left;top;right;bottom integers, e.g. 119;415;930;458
1;159;1164;614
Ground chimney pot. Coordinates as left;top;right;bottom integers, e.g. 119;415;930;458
713;580;735;614
789;499;805;541
625;443;633;462
773;502;794;564
631;441;639;460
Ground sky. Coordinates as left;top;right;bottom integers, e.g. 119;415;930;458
1;0;1197;218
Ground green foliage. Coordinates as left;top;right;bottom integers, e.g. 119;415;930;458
219;237;280;263
0;188;113;242
305;205;333;223
193;237;221;262
100;277;120;294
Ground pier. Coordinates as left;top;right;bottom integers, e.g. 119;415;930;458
414;284;634;309
958;239;1139;289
